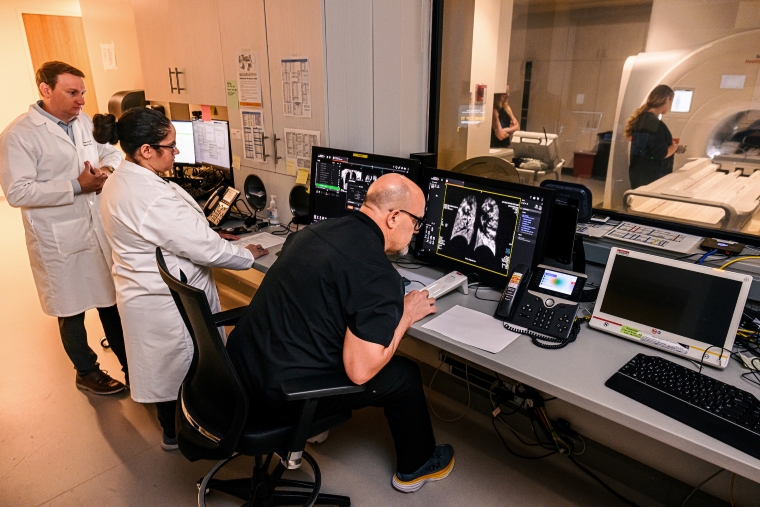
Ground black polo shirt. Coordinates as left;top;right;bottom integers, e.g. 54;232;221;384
226;212;404;407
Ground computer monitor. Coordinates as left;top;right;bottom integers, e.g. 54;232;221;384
671;88;694;113
171;120;196;165
309;146;421;223
414;168;555;285
192;120;232;170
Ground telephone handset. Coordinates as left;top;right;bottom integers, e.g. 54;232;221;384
203;185;240;226
494;264;531;320
495;264;587;342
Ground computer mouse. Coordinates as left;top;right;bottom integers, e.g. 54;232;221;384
401;277;411;287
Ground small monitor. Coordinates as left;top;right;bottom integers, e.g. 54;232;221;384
671;89;694;113
171;120;196;165
591;248;751;368
414;168;555;284
192;120;232;169
309;147;421;223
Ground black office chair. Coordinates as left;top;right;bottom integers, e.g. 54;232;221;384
156;248;365;507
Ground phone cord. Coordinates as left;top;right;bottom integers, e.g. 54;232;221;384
503;319;583;350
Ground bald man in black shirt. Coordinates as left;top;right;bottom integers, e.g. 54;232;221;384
227;173;455;493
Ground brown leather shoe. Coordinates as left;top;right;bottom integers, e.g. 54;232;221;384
76;369;126;395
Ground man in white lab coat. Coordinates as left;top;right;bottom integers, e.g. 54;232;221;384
0;61;128;394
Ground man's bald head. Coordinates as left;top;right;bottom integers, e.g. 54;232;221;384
360;173;425;255
364;173;422;212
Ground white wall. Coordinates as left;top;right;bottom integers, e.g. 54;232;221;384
323;0;431;158
79;0;144;115
647;0;760;51
0;0;81;132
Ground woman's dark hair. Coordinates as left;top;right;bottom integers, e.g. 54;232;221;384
624;84;674;138
92;108;172;158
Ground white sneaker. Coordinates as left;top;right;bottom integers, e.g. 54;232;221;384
307;430;330;444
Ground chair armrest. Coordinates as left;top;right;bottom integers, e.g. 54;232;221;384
282;372;365;401
211;306;247;327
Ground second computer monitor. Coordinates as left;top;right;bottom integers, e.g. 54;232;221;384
309;147;421;222
192;120;232;170
415;169;555;285
171;120;196;165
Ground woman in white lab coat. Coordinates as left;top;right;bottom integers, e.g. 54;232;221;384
94;108;268;449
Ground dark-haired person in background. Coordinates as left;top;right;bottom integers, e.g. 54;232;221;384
0;61;129;394
625;84;682;189
491;87;520;149
94;108;269;450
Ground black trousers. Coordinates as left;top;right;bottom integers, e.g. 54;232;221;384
312;356;436;474
156;400;178;438
57;305;128;376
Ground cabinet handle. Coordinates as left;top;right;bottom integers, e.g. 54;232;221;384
274;134;282;162
175;68;185;95
169;68;176;93
260;132;269;161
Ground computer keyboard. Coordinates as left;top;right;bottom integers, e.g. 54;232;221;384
606;353;760;460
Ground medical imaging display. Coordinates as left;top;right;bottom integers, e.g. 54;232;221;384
417;170;551;281
436;185;520;274
310;147;420;222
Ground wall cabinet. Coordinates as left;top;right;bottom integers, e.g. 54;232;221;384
131;0;226;105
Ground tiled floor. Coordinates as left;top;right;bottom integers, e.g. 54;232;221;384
0;197;666;506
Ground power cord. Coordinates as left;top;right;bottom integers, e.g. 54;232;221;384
428;352;471;422
679;468;724;507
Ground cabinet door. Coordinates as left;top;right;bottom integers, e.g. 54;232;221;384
169;0;226;105
131;0;176;102
263;0;327;176
217;0;277;177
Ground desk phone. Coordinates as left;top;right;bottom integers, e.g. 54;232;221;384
204;186;240;226
495;264;586;341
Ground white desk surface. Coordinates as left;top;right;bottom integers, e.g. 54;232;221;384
237;227;760;481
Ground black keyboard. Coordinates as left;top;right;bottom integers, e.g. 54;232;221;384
606;353;760;460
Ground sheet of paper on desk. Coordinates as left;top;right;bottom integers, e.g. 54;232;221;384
233;232;287;250
422;305;520;354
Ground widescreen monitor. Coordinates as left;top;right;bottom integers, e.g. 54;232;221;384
309;147;421;223
192;120;232;170
414;168;555;285
171;120;196;165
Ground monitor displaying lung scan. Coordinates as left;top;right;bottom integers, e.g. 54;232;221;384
416;169;554;283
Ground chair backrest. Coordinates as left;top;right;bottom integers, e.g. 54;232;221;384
156;248;248;459
450;156;520;183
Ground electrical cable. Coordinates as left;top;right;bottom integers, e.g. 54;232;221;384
719;256;760;270
679;468;724;507
473;283;501;302
428;353;471;422
569;456;640;506
697;249;718;265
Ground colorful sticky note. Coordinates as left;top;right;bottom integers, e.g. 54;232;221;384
296;168;309;185
232;154;241;171
201;105;211;122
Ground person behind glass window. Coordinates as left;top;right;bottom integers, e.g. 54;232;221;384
624;84;681;189
491;86;520;148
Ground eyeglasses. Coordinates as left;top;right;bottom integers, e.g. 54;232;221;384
397;209;425;232
150;142;177;151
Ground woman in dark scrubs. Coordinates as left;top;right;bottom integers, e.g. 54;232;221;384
624;84;680;189
491;86;520;148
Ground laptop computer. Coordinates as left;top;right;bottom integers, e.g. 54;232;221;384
590;247;752;368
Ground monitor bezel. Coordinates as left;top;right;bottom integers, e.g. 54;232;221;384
308;146;422;224
171;120;198;166
413;167;556;286
590;247;751;368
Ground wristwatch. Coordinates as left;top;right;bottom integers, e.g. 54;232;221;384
102;165;115;173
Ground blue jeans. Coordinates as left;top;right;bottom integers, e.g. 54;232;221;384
58;305;128;376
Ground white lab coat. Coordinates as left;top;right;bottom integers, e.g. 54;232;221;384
100;160;254;403
0;106;123;317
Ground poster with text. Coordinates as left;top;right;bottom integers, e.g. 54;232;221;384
281;58;311;118
284;128;320;176
240;108;265;163
238;50;262;108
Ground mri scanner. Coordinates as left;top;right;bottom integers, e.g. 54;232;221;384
606;29;760;233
